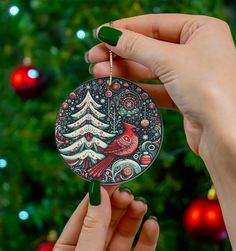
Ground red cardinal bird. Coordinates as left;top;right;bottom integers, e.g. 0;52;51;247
88;123;139;178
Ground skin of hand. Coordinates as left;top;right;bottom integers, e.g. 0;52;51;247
86;14;236;247
53;185;159;251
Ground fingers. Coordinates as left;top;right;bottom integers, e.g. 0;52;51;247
95;26;179;77
104;185;119;196
91;60;157;80
134;217;160;251
105;188;134;247
107;198;148;251
75;186;111;251
138;83;178;110
86;43;122;63
54;195;89;248
96;14;197;43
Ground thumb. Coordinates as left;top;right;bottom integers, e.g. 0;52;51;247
96;26;177;75
75;181;111;251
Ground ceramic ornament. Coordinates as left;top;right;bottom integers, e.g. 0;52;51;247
55;77;163;184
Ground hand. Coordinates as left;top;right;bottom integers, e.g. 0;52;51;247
54;182;159;251
86;14;236;247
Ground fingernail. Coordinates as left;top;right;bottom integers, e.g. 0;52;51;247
92;28;97;38
119;186;133;195
89;180;101;206
89;63;95;75
98;26;122;46
134;196;147;204
84;51;90;63
149;216;158;222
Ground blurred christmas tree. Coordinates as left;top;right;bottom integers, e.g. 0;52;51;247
0;0;235;250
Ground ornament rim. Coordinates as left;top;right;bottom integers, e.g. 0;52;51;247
55;76;164;185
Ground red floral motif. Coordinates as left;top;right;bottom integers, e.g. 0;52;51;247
122;165;134;177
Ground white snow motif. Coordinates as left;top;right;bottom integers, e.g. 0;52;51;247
72;102;105;118
68;113;109;129
59;90;114;167
60;136;108;153
62;150;104;161
63;124;114;138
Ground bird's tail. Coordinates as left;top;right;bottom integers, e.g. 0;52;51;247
88;154;115;178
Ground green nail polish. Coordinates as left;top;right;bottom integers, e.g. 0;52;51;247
92;28;98;39
149;216;158;222
119;186;133;195
89;63;95;75
89;180;101;206
98;26;122;46
84;51;90;63
134;196;148;204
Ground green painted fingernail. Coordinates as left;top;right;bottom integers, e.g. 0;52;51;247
84;51;90;63
89;63;95;75
149;216;158;222
134;196;147;204
119;186;133;195
89;180;101;206
98;26;122;46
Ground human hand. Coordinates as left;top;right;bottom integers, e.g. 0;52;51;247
86;14;236;247
54;181;159;251
86;14;236;156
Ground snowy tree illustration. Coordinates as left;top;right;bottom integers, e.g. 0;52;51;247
59;90;115;169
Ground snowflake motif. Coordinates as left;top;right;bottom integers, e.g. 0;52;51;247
126;101;133;108
143;135;148;140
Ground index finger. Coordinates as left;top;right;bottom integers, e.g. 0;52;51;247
96;14;198;43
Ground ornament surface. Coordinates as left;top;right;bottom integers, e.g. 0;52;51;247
55;77;163;184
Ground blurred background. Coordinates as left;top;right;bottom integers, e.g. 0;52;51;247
0;0;235;250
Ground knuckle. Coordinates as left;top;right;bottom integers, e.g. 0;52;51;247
207;18;230;33
83;214;100;231
120;33;142;57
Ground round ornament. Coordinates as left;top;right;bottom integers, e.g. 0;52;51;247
183;197;227;244
36;242;54;251
55;77;163;184
10;64;43;98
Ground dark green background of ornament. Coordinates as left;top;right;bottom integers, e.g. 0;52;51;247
0;0;234;250
55;77;163;184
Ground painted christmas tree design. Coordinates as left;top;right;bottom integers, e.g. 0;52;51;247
59;89;115;169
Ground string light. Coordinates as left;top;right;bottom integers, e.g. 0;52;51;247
0;158;7;169
18;210;29;221
27;69;39;79
9;6;20;16
76;29;86;39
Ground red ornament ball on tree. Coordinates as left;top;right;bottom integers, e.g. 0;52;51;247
105;90;112;97
10;64;43;98
183;198;227;244
69;92;76;99
148;103;155;110
140;152;152;165
141;119;149;128
62;102;69;110
112;82;120;90
36;242;55;251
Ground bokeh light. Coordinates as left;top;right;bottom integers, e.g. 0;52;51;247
76;29;86;39
0;158;7;169
27;69;39;79
9;6;19;16
18;210;29;221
